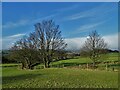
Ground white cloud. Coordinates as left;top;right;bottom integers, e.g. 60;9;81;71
0;38;2;50
8;34;25;38
65;37;86;50
103;33;118;50
1;33;118;50
2;33;25;49
3;20;29;29
65;33;118;50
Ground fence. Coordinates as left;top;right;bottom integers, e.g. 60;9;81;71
34;61;119;72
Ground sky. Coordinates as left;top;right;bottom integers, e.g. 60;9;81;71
2;2;118;50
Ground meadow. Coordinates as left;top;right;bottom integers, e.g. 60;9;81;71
1;52;119;88
2;67;118;88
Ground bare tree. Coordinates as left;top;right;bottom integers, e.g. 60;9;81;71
10;20;67;69
10;35;41;69
80;30;108;68
34;20;67;68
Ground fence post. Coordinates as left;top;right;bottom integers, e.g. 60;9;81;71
87;63;89;69
62;64;64;68
112;67;114;71
34;66;36;70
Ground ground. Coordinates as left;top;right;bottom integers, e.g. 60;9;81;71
2;67;118;88
1;52;119;88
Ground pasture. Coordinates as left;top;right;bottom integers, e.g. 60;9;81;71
1;52;119;88
2;66;118;88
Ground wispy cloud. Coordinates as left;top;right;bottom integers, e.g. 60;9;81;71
67;21;105;37
3;20;29;29
65;3;116;21
2;33;25;49
65;33;118;50
67;14;86;21
3;13;57;30
77;21;104;32
65;9;94;21
34;5;79;23
55;4;79;12
33;13;57;24
8;33;25;38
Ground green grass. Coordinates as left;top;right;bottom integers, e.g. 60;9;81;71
50;57;92;66
51;52;119;65
2;52;119;88
2;67;118;88
0;63;18;67
106;53;119;61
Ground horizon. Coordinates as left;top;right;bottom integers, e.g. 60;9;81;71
2;2;118;50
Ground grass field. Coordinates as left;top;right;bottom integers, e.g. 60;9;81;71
2;66;118;88
1;52;119;88
37;53;119;70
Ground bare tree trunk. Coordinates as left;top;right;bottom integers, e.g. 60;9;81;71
24;58;32;69
21;62;24;69
44;62;47;68
43;58;48;68
47;61;50;68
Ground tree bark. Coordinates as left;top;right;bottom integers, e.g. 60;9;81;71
44;58;48;68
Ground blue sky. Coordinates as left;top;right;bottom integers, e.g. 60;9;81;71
2;2;118;50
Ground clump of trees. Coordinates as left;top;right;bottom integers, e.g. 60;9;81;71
10;20;67;69
80;30;108;68
9;21;110;70
2;50;17;63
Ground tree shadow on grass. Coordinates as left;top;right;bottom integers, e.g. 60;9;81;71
2;73;42;85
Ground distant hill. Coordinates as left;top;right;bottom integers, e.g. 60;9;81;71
106;49;119;53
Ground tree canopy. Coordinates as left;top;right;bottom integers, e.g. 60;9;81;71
10;20;67;69
80;30;108;67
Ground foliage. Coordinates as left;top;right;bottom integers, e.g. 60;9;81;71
9;48;41;69
2;53;16;64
